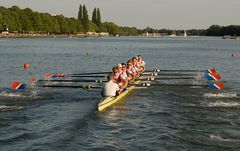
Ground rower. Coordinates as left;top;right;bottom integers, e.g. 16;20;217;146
132;57;140;78
137;55;146;72
126;60;136;81
112;66;121;83
101;74;121;97
119;63;129;88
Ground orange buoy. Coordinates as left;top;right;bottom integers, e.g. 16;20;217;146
24;63;30;69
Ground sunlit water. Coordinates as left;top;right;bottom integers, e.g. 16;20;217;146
0;37;240;151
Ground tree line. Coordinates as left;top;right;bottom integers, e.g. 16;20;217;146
0;5;240;36
0;5;140;35
206;25;240;36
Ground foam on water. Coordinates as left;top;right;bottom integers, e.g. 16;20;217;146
209;134;230;141
0;90;41;99
209;134;240;142
207;100;240;108
203;92;238;98
0;105;23;111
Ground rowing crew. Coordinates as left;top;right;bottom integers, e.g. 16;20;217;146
101;55;145;97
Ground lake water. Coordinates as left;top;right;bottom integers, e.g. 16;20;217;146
0;37;240;151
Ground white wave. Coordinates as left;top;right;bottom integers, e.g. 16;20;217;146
207;101;240;107
209;134;240;142
204;92;237;98
209;134;229;141
0;105;23;111
0;91;23;97
0;90;40;99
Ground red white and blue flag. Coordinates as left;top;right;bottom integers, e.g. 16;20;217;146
206;68;216;74
55;73;65;77
29;77;38;83
11;81;27;90
205;73;221;81
209;82;224;89
44;73;56;79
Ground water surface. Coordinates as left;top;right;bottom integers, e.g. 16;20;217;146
0;37;240;151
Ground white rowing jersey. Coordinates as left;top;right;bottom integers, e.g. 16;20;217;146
102;81;120;97
141;60;146;66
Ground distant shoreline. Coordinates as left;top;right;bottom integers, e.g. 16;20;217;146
0;33;102;38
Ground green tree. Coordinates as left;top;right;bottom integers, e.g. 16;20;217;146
78;5;83;22
96;8;101;27
32;12;43;31
206;25;222;36
0;13;2;30
9;6;22;31
82;5;89;32
41;13;59;33
20;14;32;32
103;22;121;35
92;8;97;25
56;15;69;33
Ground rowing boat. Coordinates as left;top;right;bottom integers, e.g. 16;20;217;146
98;73;154;111
98;85;136;111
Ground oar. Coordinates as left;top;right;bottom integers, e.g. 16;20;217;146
44;68;215;79
37;79;105;83
139;72;221;81
54;73;198;80
64;75;108;78
155;77;197;80
67;72;110;75
38;84;101;89
45;71;158;78
47;68;215;77
156;73;200;76
44;73;107;78
137;82;224;89
152;68;216;73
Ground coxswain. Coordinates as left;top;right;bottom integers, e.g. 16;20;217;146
101;74;121;97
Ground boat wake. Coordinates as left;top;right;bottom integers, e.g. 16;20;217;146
0;89;41;99
209;134;240;142
206;100;240;108
0;105;23;111
203;92;238;98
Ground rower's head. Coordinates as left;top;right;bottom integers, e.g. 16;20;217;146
127;60;133;67
107;73;115;81
137;55;142;61
117;63;122;67
132;57;137;65
112;66;118;73
121;63;126;70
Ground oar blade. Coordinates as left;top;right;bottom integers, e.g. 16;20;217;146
55;73;65;77
209;82;224;90
205;73;221;81
29;77;38;83
206;68;216;74
44;73;56;79
11;81;27;90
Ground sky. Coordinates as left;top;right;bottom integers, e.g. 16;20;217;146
1;0;240;29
